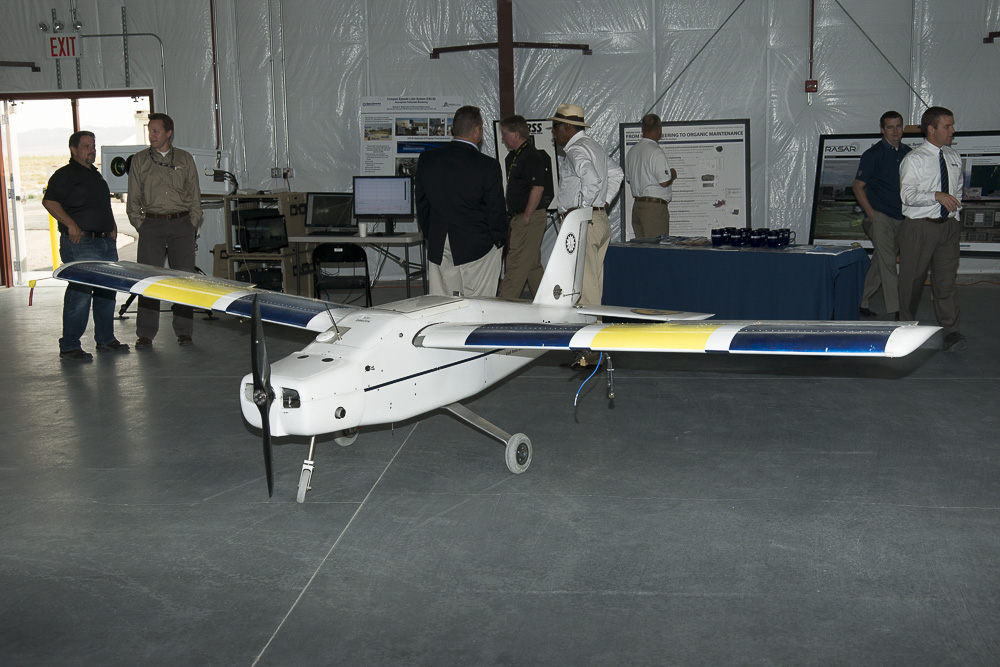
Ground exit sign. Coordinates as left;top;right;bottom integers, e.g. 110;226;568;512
47;35;83;59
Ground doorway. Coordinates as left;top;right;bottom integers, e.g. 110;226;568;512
0;90;152;286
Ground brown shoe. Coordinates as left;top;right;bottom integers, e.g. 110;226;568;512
177;335;193;346
135;337;153;349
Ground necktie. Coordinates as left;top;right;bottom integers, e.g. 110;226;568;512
939;150;949;220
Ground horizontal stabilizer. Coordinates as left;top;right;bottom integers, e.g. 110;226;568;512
54;260;355;332
414;320;940;358
574;304;713;321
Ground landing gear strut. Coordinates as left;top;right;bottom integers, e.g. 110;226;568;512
296;428;359;503
443;402;532;474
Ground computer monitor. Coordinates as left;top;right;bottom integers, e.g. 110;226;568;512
304;192;356;233
352;176;414;228
230;208;288;253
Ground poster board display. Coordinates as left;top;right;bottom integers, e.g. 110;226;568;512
359;96;462;177
491;118;559;211
618;119;750;241
810;131;1000;252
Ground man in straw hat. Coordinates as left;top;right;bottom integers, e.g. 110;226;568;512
549;103;623;368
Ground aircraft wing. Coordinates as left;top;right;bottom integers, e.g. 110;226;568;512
53;260;356;332
573;305;713;321
414;320;940;358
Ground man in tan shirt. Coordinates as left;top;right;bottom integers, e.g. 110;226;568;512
127;112;202;347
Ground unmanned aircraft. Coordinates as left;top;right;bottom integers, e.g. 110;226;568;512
54;209;939;503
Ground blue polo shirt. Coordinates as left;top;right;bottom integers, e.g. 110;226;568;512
854;138;911;220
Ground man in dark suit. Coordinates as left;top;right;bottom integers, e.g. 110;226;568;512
415;105;508;297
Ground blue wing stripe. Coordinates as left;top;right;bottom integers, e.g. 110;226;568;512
464;323;584;347
55;263;140;293
730;331;892;354
225;293;332;328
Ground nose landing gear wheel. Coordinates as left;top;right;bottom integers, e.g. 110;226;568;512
296;461;314;504
505;433;532;474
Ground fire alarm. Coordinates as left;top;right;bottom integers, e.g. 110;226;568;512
805;80;819;93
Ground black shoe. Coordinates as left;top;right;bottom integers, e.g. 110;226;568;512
59;348;93;362
891;312;900;321
859;307;877;318
96;340;130;353
135;337;153;349
943;332;967;352
177;335;193;346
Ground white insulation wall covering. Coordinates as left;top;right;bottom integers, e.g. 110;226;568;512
2;0;1000;273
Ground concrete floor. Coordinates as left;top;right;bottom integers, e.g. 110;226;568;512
2;278;999;665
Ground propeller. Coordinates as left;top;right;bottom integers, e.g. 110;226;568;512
250;294;275;497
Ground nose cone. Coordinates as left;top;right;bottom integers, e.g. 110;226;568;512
239;353;365;437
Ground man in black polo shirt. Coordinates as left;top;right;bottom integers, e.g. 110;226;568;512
498;115;553;299
852;110;911;319
43;131;129;361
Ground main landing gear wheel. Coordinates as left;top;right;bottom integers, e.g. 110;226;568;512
335;428;359;447
505;433;532;474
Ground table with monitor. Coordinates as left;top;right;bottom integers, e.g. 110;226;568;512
290;176;426;297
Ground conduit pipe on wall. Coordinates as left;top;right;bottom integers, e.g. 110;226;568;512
80;32;168;112
209;0;223;151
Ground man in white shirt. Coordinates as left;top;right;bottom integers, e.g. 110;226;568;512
624;113;677;238
898;106;965;351
548;103;623;308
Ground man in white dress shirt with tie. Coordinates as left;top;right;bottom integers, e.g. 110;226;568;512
898;106;965;351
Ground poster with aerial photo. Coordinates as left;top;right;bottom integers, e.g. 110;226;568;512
618;119;750;241
359;97;461;175
811;131;1000;252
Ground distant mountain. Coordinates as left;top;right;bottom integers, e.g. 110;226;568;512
15;126;141;156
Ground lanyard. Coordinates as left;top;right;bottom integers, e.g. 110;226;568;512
149;147;177;170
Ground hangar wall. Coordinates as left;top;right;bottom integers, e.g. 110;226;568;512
2;0;999;273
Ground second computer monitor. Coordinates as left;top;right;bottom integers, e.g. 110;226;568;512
352;175;413;219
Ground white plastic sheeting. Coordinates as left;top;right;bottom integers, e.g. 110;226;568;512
2;0;999;273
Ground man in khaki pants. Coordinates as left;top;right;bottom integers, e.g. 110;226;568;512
127;112;202;348
898;106;965;351
624;113;677;239
499;115;553;299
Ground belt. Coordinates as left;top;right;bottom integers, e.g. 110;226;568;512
635;196;667;204
919;217;953;223
144;211;188;220
65;231;112;239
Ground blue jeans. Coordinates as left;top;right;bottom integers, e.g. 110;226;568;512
59;235;120;352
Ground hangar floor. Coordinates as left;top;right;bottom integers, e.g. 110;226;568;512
2;278;999;665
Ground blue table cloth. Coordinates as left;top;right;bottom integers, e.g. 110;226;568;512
602;243;870;320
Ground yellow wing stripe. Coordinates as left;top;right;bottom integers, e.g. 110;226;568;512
143;277;249;309
591;321;725;350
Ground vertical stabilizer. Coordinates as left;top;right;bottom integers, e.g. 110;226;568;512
532;208;592;307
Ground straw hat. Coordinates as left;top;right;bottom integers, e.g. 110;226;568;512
547;103;590;127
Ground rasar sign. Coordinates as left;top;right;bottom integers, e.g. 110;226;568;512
47;35;83;59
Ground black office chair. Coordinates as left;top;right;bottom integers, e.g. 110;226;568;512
313;243;372;306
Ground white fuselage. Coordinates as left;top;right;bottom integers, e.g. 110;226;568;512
240;294;592;437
